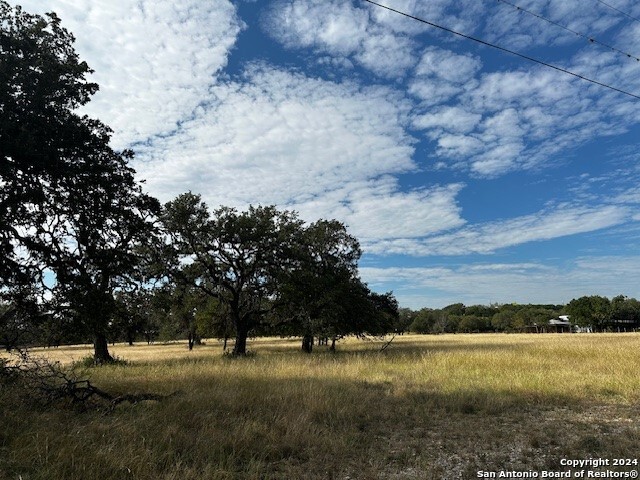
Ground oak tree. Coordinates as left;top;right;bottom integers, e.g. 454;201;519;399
1;3;159;362
160;194;303;355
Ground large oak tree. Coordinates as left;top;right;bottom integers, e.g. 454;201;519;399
158;193;398;354
159;193;303;355
1;3;159;362
276;219;397;352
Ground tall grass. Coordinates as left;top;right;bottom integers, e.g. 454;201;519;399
2;333;639;479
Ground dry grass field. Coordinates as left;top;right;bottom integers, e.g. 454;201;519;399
1;333;639;479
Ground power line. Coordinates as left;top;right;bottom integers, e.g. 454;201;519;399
497;0;640;62
361;0;640;101
595;0;640;24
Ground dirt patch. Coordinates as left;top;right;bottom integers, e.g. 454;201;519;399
371;404;639;480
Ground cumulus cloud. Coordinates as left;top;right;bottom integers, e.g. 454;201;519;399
415;47;481;83
413;106;482;133
487;0;627;50
412;54;640;176
343;1;636;178
264;0;419;78
135;65;411;198
28;0;640;182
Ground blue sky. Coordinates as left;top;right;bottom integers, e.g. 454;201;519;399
17;0;640;308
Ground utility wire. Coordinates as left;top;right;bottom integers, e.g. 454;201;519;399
498;0;640;62
361;0;640;101
595;0;640;24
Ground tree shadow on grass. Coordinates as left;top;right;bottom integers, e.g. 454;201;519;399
310;339;524;358
3;359;637;480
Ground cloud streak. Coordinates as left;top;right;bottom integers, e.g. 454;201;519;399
362;255;640;308
366;203;630;256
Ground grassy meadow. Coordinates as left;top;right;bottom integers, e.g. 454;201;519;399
1;333;639;479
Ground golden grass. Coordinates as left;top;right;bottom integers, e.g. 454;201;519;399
2;333;640;479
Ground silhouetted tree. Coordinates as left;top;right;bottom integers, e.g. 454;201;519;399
1;3;159;362
274;219;363;353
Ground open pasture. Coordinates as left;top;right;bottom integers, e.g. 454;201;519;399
2;333;639;479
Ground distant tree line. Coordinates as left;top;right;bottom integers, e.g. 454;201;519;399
398;303;562;334
398;295;640;335
0;3;397;362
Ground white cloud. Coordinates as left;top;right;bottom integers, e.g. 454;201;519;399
434;134;484;158
408;47;480;106
30;0;640;182
264;0;418;77
18;0;244;149
269;0;368;54
414;55;640;176
414;47;481;84
136;66;411;197
133;65;468;240
262;0;640;178
413;106;481;133
355;30;416;76
300;181;466;240
487;0;623;50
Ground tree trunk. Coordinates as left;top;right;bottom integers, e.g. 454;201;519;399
93;332;114;364
188;332;195;351
233;321;249;356
301;334;313;353
330;336;336;352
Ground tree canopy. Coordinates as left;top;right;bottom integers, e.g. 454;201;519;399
156;193;396;354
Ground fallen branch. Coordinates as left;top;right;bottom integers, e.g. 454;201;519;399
379;334;397;352
3;350;180;410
